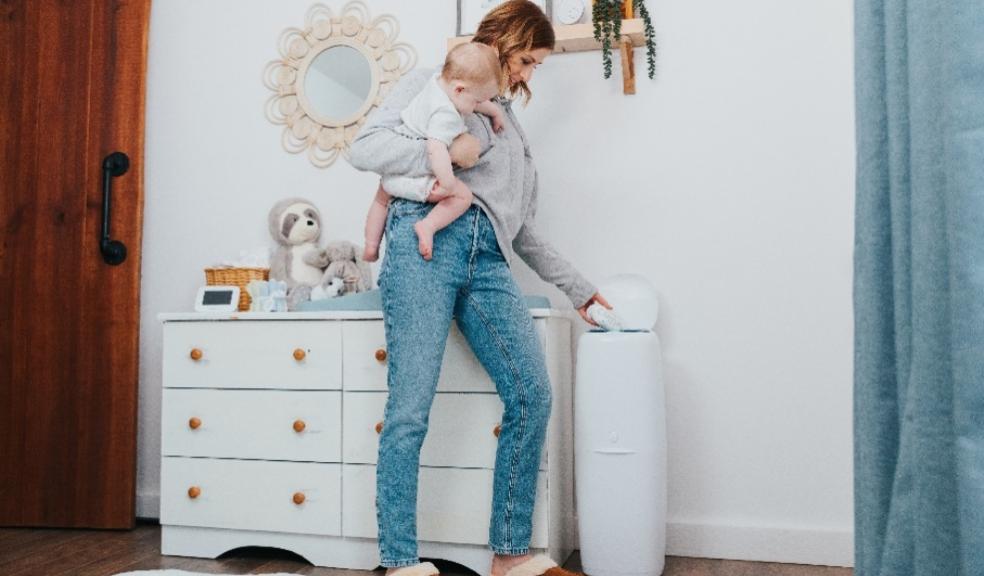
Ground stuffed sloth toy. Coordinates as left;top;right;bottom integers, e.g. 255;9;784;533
268;197;373;310
268;197;329;310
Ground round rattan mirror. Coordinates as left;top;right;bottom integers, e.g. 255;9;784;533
264;1;417;168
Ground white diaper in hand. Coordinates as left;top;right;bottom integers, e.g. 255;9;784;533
587;303;623;331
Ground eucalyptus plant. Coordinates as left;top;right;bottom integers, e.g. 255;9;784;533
592;0;657;80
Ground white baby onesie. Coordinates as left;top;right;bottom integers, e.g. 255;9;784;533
382;74;467;201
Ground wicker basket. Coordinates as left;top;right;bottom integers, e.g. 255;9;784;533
204;267;270;311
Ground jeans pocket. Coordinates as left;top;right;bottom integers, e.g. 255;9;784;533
385;200;428;258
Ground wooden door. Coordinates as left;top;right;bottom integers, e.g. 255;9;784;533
0;0;150;528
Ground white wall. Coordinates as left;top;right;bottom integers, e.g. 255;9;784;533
140;0;855;567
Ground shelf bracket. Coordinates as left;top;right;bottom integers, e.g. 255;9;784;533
619;36;636;95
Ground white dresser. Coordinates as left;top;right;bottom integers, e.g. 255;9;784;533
158;310;576;573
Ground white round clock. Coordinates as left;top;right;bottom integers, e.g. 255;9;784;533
555;0;584;24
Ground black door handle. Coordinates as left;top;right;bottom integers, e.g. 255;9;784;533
100;152;129;265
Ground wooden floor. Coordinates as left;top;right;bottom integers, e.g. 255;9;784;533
0;520;853;576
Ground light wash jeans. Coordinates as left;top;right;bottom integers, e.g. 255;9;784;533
375;198;553;567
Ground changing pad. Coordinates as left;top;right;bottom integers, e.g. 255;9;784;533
295;289;551;312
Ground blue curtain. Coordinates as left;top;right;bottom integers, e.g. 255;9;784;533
854;0;984;574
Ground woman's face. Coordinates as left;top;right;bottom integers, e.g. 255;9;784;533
505;47;551;87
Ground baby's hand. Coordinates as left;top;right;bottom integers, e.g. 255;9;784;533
475;101;505;134
449;133;480;168
488;107;505;133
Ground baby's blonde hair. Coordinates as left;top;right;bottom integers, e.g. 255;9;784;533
441;42;502;91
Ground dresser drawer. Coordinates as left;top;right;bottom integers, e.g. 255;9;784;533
162;389;341;462
343;320;546;392
342;464;547;547
163;321;342;390
161;457;341;536
343;392;547;470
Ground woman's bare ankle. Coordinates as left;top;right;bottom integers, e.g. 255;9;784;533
490;553;533;576
386;564;424;576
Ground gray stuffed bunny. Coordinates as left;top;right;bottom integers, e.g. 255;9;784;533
309;240;373;297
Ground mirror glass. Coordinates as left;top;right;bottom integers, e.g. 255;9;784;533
304;45;372;122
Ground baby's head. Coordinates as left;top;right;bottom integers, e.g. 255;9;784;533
441;42;502;114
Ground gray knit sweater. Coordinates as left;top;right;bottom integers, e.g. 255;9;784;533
349;68;597;308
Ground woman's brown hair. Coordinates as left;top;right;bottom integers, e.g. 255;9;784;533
471;0;555;102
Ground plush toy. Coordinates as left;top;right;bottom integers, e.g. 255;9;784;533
268;197;329;310
309;240;373;299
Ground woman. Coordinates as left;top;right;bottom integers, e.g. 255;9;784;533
349;2;609;576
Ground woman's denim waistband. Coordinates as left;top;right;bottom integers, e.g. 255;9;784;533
388;197;483;219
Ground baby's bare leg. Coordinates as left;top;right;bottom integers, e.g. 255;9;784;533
363;183;390;262
414;180;473;261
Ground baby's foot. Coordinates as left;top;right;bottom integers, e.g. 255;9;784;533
363;242;379;262
414;220;436;261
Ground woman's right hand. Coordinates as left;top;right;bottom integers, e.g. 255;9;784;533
449;133;481;168
577;292;612;326
426;180;453;203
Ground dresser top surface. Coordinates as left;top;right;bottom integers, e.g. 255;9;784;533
159;309;569;322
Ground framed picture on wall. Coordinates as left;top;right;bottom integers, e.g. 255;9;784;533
457;0;551;37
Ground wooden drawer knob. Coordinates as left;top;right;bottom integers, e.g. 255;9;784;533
187;486;201;499
189;348;203;361
188;417;202;430
293;348;306;361
374;421;384;434
293;419;306;433
293;492;306;505
493;424;502;438
374;348;387;362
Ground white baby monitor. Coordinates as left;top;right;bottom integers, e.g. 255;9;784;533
195;285;240;313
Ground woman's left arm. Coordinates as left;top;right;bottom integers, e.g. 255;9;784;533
513;175;604;317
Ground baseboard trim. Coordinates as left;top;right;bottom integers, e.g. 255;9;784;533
138;491;852;568
137;490;159;520
667;520;853;567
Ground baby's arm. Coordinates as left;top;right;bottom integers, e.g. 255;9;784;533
475;101;504;133
362;183;389;262
426;138;457;191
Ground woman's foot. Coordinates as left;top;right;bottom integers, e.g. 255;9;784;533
385;561;440;576
363;242;379;262
414;220;436;260
490;553;533;576
491;554;572;576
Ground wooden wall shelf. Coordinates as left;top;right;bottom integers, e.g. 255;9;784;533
448;18;646;54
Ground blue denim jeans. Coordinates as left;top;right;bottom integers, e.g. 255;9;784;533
375;198;553;567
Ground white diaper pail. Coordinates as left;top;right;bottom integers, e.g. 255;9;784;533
575;274;666;576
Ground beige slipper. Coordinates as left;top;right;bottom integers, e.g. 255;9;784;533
503;555;581;576
389;562;440;576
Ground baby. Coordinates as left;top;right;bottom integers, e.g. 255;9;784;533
363;42;504;262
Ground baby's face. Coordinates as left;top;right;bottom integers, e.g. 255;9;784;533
449;81;499;115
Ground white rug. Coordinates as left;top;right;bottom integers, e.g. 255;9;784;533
114;571;305;576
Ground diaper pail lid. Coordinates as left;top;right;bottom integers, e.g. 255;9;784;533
598;274;659;331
